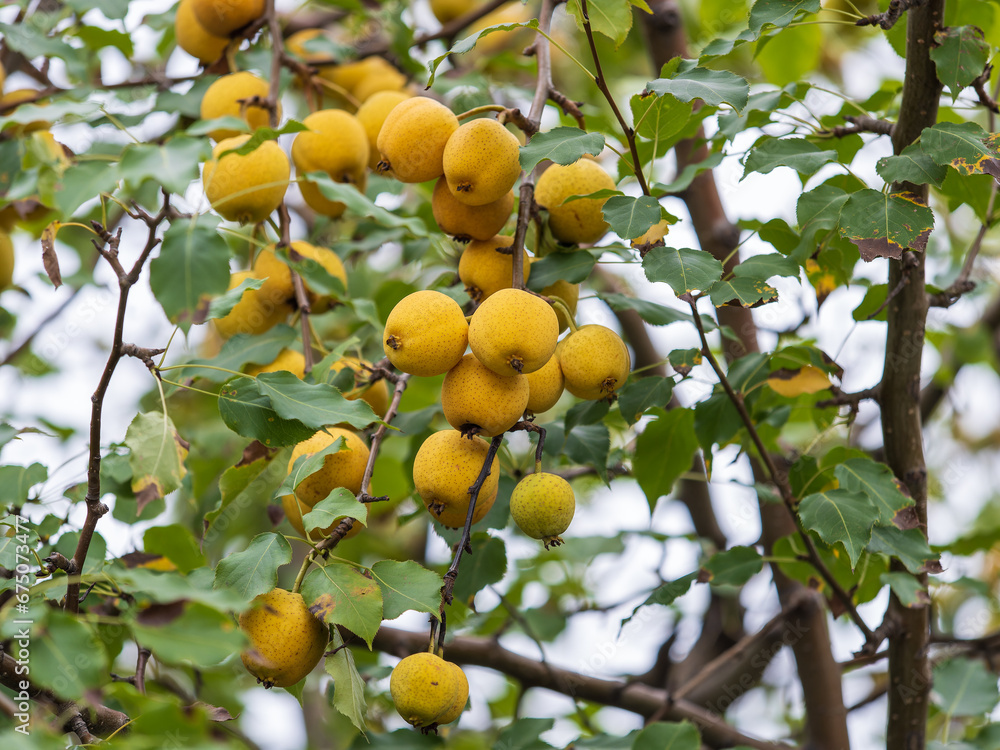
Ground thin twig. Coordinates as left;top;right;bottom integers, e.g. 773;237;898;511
856;0;927;29
824;115;895;138
929;180;996;308
815;384;881;409
972;64;1000;113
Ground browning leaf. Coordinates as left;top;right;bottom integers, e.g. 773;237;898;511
41;221;63;288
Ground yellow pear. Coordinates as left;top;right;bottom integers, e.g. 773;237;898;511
203;135;290;224
457;234;529;301
352;67;408;103
412;429;499;528
430;0;477;24
510;472;575;548
441;353;528;437
557;324;630;400
443;118;521;206
376;97;459;183
292;109;368;218
434;661;469;725
287;241;348;313
390;652;465;727
285;428;370;507
200;72;276;142
174;0;229;64
541;278;579;333
433;178;513;242
247;348;305;379
214;270;292;339
534;159;616;245
525;352;564;415
468;288;558;375
239;588;328;688
251;245;294;307
356;90;412;170
192;0;265;36
328;356;389;417
0;230;13;290
383;290;469;377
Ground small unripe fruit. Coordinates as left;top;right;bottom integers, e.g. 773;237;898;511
534;159;616;245
510;472;575;548
443;118;521;206
457;234;529;301
200;72;275;142
239;588;328;688
413;429;500;528
390;652;465;727
468;288;558;376
203;135;290;225
383;290;469;377
376;97;459;183
433;178;513;242
441;353;528;437
557;324;631;401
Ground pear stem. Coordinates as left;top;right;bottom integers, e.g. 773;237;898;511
456;104;507;121
548;295;578;333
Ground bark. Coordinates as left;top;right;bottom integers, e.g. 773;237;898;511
882;3;945;747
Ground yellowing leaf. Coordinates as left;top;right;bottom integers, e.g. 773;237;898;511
767;365;831;397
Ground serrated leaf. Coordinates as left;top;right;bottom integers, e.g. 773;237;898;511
700;546;762;587
303;563;383;647
150;214;231;331
868;526;941;574
204;277;266;321
371;560;444;620
54;160;119;217
743;137;837;179
932;658;1000;716
526;250;597;288
566;0;633;48
213;532;292;600
223;122;309;156
218;377;315;448
794;183;850;259
325;628;368;731
603;195;660;240
124;412;188;512
304;487;368;533
880;571;929;608
668;348;702;377
519;127;607;172
30;610;107;700
646;60;749;111
732;253;800;279
876;143;948;188
798;489;878;569
119;137;211;194
426;19;540;86
838;188;934;261
634;408;698;511
206;448;287;534
834;458;914;528
629;92;693;143
656;152;725;194
132;601;245;667
256;371;379;430
709;277;778;308
921;121;1000;177
617;377;674;424
276;438;347;498
930;26;989;99
748;0;820;36
643;246;723;295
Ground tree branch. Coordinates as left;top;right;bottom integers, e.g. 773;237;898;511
856;0;928;29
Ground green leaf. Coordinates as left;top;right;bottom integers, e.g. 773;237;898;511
277;437;347;498
655;152;725;194
868;526;942;574
325;628;368;731
632;721;701;750
617;377;674;424
643;246;724;296
213;532;292;600
879;571;929;608
256;371;379;430
833;458;914;528
732;253;800;279
755;23;821;88
183;325;299;382
798;489;878;569
838;188;934;261
603;195;661;240
452;533;507;604
930;26;989;99
566;0;633;48
150;214;231;331
302;563;383;647
184;116;250;137
63;0;130;19
921;121;1000;177
563;423;611;484
54;160;118;217
701;546;762;587
634;408;698;511
743;137;838;178
526;250;598;289
426;18;540;86
225;122;309;156
646;60;749;112
519;127;607;172
143;524;205;574
308;173;428;236
748;0;820;36
31;610;107;700
795;183;850;258
668;348;702;377
108;566;249;610
205;277;266;321
0;463;46;504
932;658;1000;716
602;292;708;328
217;376;316;448
207;448;289;537
565;399;610;431
75;25;134;56
304;488;368;532
709;277;778;308
630;93;693;143
0;23;79;66
497;718;555;750
119;137;210;194
621;573;696;628
132;601;246;666
371;560;444;620
124;412;188;510
876;143;948;188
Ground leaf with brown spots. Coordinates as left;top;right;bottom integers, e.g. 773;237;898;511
301;563;383;647
838;188;934;261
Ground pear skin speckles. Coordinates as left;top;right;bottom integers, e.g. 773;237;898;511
468;288;558;376
412;429;499;528
557;324;631;401
239;589;328;688
510;472;575;548
383;290;469;377
441;353;528;437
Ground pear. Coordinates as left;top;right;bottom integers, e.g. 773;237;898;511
443;118;521;206
285;428;370;507
390;652;465;727
510;472;575;548
383;290;469;376
0;230;13;289
412;429;500;527
433;177;513;242
200;72;275;142
376;96;459;183
175;0;229;64
203;135;290;225
292;109;369;219
213;271;292;339
525;352;564;415
239;588;328;688
192;0;265;36
557;324;631;400
468;288;558;375
534;159;616;245
356;90;412;170
441;353;528;437
457;234;530;302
